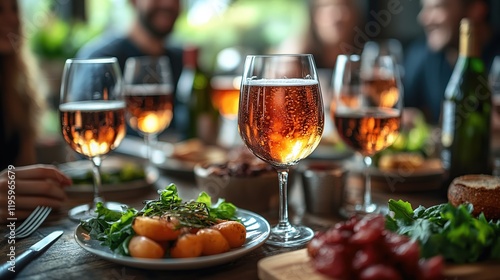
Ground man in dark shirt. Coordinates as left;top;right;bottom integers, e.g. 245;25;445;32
77;0;185;139
403;0;500;124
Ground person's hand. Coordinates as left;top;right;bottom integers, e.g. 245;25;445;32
0;164;72;221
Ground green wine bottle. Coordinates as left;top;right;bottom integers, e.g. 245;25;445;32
440;18;492;188
177;46;218;143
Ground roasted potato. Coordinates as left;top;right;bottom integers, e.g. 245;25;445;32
129;236;165;259
170;233;203;258
197;228;230;256
132;216;181;242
212;221;246;248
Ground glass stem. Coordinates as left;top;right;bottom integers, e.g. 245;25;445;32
363;156;373;209
91;156;103;208
144;133;157;166
276;168;291;230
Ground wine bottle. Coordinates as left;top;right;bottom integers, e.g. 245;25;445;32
440;18;492;188
176;46;218;143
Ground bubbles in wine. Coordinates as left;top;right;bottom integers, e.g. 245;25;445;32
60;100;126;158
239;79;324;165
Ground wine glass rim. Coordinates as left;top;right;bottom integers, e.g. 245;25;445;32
246;54;313;58
65;57;118;64
337;54;396;60
337;54;361;60
125;55;170;61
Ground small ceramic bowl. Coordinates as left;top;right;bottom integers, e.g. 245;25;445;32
194;161;280;213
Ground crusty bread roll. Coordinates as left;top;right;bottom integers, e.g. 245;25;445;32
448;174;500;220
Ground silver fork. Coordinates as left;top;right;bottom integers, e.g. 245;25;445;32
4;206;52;239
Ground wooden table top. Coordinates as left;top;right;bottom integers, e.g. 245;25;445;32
0;156;448;280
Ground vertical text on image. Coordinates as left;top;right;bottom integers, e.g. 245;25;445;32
6;165;17;273
7;165;16;219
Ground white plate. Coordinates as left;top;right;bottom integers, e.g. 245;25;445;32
74;209;271;270
59;157;156;193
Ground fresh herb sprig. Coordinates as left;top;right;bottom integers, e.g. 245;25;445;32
81;183;238;255
386;199;500;263
141;184;238;228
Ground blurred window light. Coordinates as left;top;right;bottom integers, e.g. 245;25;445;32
216;48;242;72
185;0;231;26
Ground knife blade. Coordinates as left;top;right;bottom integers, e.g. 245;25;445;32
0;230;63;279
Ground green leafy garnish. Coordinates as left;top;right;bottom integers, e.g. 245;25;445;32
141;183;237;228
81;183;239;256
386;199;500;263
81;202;137;255
196;192;237;221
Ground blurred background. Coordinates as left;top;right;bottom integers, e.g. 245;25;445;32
19;0;427;98
20;0;500;162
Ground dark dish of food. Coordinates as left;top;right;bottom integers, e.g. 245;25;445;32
200;147;274;177
70;163;145;185
194;147;279;213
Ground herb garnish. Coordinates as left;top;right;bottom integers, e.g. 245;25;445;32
81;183;238;255
386;199;500;263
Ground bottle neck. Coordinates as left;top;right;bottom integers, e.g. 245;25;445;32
459;19;479;58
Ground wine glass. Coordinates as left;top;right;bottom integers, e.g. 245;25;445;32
362;39;404;78
210;74;242;148
123;56;174;168
332;54;402;216
238;54;324;247
59;58;126;221
210;47;247;148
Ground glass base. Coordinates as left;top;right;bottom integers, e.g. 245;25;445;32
266;225;314;247
340;203;388;218
68;201;124;222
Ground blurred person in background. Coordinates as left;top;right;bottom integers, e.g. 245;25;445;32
77;0;184;139
0;0;72;220
276;0;364;69
77;0;182;76
403;0;500;124
274;0;364;143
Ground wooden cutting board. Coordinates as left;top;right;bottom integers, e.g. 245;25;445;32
258;249;500;280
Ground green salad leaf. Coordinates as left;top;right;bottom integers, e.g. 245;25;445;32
81;202;137;255
386;199;500;263
196;192;237;221
81;184;239;256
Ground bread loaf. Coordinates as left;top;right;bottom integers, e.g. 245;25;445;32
448;174;500;220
